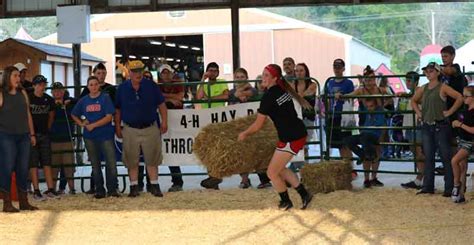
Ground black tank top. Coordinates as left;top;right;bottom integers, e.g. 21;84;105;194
295;80;316;121
0;90;29;134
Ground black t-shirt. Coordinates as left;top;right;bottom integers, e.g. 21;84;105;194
258;85;307;142
29;93;55;134
460;108;474;141
80;83;116;103
442;64;466;121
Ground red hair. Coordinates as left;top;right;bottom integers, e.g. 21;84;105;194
265;65;285;91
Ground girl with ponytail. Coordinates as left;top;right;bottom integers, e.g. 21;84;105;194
238;64;313;210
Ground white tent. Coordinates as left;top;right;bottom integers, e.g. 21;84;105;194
14;26;34;41
455;40;474;73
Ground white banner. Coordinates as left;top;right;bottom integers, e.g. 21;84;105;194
161;102;304;166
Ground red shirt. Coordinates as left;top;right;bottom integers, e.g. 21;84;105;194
159;78;185;109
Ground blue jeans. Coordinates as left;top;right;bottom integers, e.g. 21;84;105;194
0;132;30;193
421;122;453;193
84;139;118;194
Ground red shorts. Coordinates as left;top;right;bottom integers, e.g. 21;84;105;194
276;137;306;155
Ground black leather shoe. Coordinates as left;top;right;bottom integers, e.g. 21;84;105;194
301;193;313;210
200;177;222;190
94;192;106;199
128;185;140;198
442;192;451;197
278;200;293;211
107;191;121;198
150;184;163;197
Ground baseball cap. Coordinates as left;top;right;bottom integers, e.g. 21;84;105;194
333;58;345;68
32;75;48;85
128;60;145;72
159;64;173;74
52;82;65;89
14;63;27;71
422;62;441;72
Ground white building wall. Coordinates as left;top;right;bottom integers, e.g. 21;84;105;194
350;39;391;69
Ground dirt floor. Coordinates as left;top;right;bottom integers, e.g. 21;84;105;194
1;188;473;245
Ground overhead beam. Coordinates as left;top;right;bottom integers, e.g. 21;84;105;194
2;0;471;19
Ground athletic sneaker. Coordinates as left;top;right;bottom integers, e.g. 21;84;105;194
401;181;421;189
434;166;445;175
58;189;66;195
168;184;183;192
33;190;46;201
351;171;358;180
455;196;466;204
44;189;61;199
370;178;384;187
69;189;77;195
257;182;272;189
239;180;251;189
278;200;293;211
301;193;313;210
363;180;371;188
451;186;460;202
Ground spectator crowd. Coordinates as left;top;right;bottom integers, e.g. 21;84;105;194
1;44;473;213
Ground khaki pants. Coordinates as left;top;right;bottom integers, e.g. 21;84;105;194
122;123;162;168
51;142;75;179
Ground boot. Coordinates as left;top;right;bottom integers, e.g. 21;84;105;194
18;190;38;211
149;184;163;197
1;190;19;213
128;185;140;198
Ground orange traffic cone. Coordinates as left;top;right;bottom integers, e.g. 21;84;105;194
11;172;18;202
0;173;18;201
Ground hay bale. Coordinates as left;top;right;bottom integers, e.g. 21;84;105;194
301;160;353;194
193;115;278;178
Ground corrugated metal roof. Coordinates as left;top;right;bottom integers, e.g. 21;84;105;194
11;38;104;62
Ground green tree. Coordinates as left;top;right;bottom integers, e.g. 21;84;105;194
268;2;474;74
0;16;56;41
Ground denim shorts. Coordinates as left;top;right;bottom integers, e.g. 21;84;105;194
457;138;474;154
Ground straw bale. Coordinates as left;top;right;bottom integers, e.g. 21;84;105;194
193;115;278;178
301;160;353;194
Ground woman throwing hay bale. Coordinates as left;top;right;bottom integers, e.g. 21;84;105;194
238;64;313;210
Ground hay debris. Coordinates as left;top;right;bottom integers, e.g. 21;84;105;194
193;115;278;178
301;160;353;194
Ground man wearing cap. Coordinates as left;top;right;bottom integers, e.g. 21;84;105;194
115;60;168;197
50;82;77;194
324;58;355;167
29;75;60;200
158;64;185;192
14;63;33;93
